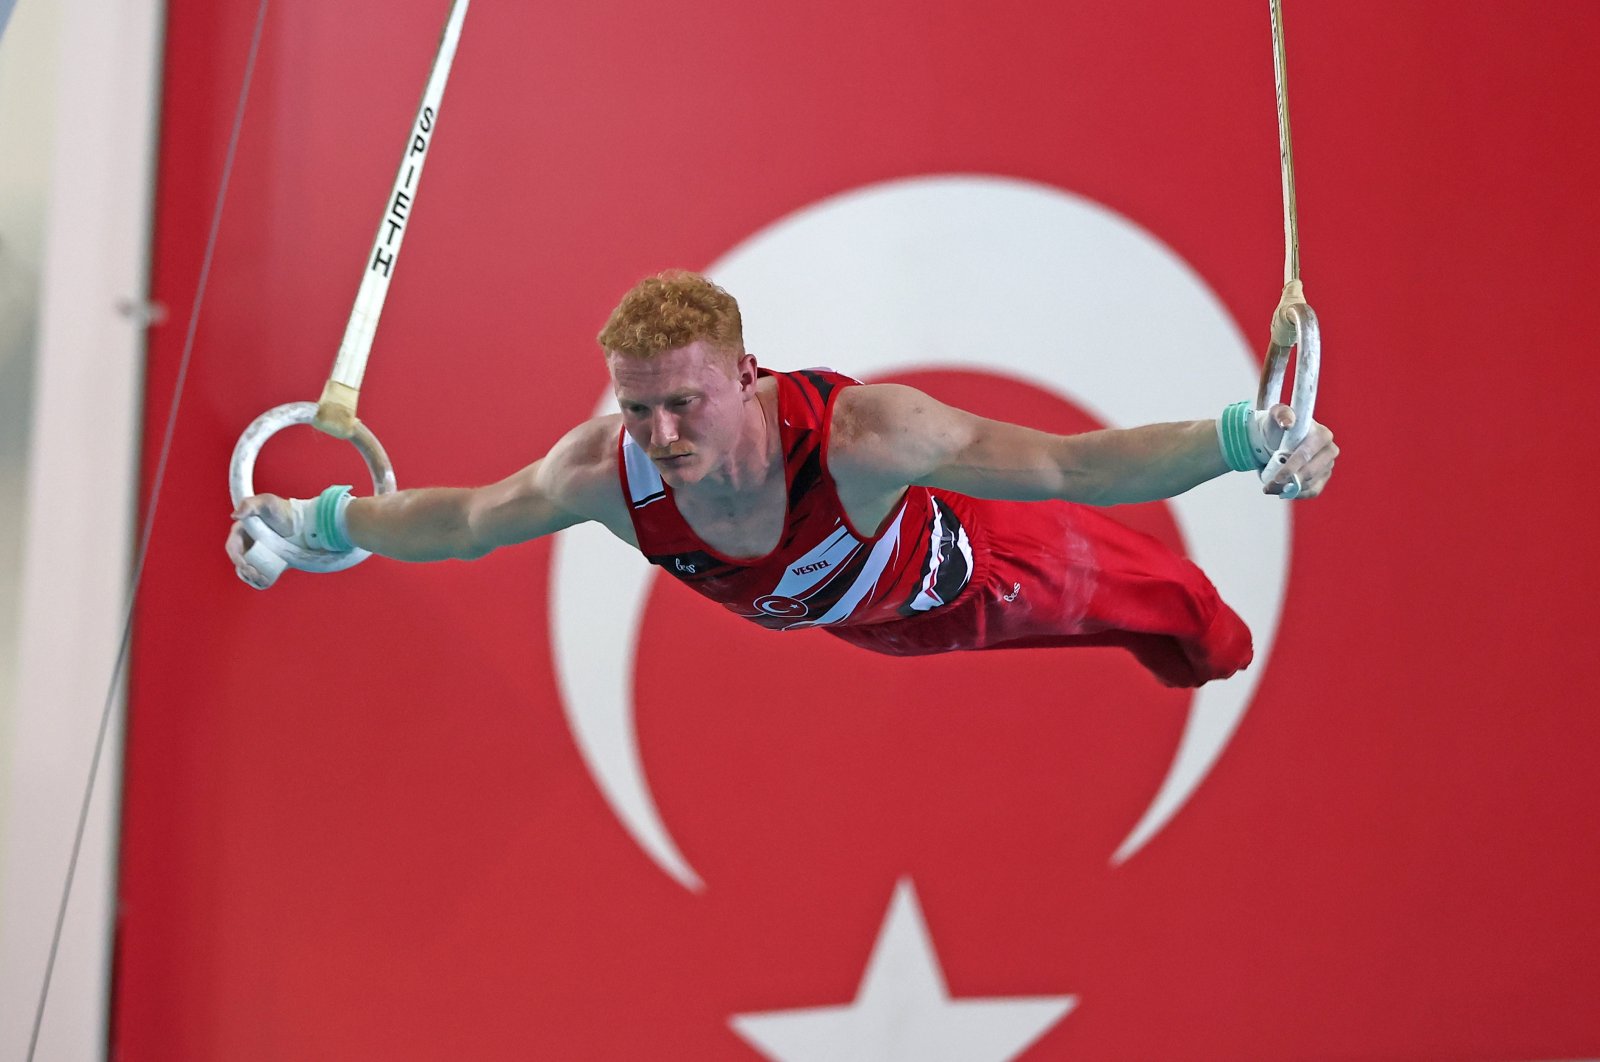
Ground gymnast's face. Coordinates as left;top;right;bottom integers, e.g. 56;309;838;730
609;340;757;486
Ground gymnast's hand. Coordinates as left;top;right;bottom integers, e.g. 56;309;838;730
1260;403;1338;499
226;494;293;589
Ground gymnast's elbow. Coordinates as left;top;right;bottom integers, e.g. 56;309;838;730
459;481;574;559
459;488;512;560
454;535;498;562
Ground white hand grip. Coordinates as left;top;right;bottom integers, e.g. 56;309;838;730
242;540;291;589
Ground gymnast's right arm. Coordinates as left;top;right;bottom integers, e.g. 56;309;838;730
226;416;624;587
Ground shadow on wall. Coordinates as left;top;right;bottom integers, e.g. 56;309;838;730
0;235;38;714
0;0;55;724
0;0;19;46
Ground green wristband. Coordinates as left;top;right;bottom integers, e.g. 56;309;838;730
315;485;355;552
1218;402;1259;472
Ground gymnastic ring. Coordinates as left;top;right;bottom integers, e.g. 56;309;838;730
1257;300;1320;500
228;401;397;573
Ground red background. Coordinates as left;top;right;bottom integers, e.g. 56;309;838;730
120;1;1600;1058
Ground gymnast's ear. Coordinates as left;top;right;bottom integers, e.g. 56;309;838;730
734;350;759;390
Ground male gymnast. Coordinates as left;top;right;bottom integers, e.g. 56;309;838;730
226;271;1337;687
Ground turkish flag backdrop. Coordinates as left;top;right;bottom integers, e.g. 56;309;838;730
117;1;1600;1059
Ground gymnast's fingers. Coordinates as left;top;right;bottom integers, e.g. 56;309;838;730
225;520;269;588
230;493;293;537
1301;434;1338;498
225;519;252;568
1273;425;1338;499
226;497;291;588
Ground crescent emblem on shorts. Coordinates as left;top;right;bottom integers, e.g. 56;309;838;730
550;175;1292;890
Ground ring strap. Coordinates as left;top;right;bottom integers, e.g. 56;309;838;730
315;0;473;439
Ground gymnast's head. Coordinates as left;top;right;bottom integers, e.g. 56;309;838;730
599;270;761;480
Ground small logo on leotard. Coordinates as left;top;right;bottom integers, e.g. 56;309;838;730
1002;582;1022;602
754;595;809;618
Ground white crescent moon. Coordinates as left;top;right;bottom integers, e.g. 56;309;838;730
550;176;1290;890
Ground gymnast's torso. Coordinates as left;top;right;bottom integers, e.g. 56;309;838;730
618;368;977;631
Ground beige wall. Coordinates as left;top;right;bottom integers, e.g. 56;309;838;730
0;0;57;776
0;0;163;1057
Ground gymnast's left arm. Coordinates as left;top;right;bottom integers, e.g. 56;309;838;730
828;383;1337;505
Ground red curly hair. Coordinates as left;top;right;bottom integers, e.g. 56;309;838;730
597;270;744;362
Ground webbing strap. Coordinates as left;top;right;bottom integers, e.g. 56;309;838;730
315;0;472;438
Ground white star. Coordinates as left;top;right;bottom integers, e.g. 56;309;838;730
730;879;1077;1062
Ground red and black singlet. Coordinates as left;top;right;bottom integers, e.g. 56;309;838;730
619;368;974;631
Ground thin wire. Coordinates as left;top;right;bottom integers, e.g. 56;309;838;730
26;0;271;1056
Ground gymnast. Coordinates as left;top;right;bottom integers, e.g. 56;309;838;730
226;270;1336;687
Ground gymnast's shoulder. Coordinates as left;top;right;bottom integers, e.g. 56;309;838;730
469;413;630;546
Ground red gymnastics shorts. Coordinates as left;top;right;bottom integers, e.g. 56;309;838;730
826;496;1254;688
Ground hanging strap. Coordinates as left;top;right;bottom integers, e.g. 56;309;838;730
315;0;472;438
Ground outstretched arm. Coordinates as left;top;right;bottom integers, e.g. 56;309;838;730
829;383;1336;506
340;470;577;562
226;415;627;586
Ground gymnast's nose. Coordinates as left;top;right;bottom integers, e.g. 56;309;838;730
650;409;679;447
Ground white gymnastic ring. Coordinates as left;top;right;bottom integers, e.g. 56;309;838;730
228;401;398;573
1257;301;1319;501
